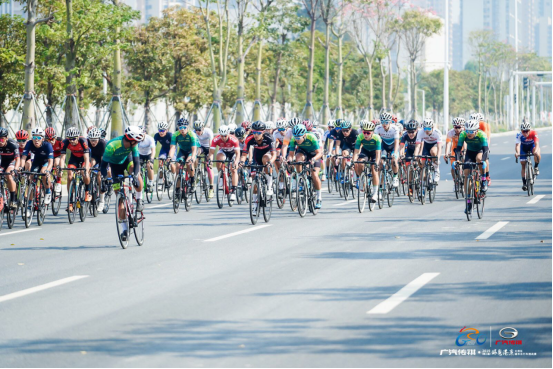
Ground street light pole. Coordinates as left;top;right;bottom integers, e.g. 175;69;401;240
514;0;519;128
443;0;449;134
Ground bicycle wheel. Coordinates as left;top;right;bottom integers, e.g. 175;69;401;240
195;170;204;204
18;180;27;221
368;176;376;211
173;175;182;213
78;181;87;222
327;165;334;193
297;175;307;217
342;168;350;200
263;182;272;222
156;168;164;201
400;165;407;196
90;177;99;217
309;186;318;216
115;193;129;249
134;210;145;246
52;182;62;216
24;184;35;228
454;169;460;199
226;171;234;208
386;172;394;208
216;172;224;209
377;168;385;209
103;189;112;214
184;180;192;212
357;173;366;213
145;178;153;204
7;191;16;229
36;185;46;226
337;166;344;198
242;171;250;204
289;172;298;212
166;170;174;200
419;167;426;205
466;176;473;221
526;164;532;196
249;177;260;225
477;190;485;219
0;185;6;231
67;180;77;224
427;167;435;204
276;169;287;209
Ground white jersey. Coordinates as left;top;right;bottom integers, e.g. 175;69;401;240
415;129;442;145
310;128;324;147
273;130;286;148
374;125;400;145
196;127;213;148
393;123;403;135
138;134;155;156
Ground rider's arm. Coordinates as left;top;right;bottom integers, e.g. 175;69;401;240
352;148;359;161
190;146;198;161
46;158;54;172
168;144;176;161
312;148;323;162
375;150;381;166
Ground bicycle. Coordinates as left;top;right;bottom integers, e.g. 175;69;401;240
102;177;113;214
172;159;193;213
113;174;145;249
404;158;420;204
398;159;408;197
155;158;174;201
88;167;101;217
237;165;250;204
50;165;63;216
140;159;154;204
355;160;377;213
462;162;485;221
415;155;438;205
378;154;394;208
195;155;210;204
245;164;273;225
289;161;318;217
20;171;48;228
213;158;236;208
340;156;356;201
448;154;465;199
276;161;290;209
326;156;335;194
516;153;535;196
0;171;17;230
62;168;89;224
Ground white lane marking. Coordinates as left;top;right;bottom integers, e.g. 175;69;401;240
527;195;545;204
475;221;509;240
333;200;356;206
204;225;271;242
0;275;89;303
501;157;510;160
492;143;498;146
367;273;440;314
503;141;509;144
0;229;39;237
148;203;173;209
542;145;548;148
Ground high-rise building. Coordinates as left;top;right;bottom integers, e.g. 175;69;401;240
535;0;552;58
0;0;25;17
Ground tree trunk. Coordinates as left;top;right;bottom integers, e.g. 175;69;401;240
111;0;123;138
380;59;386;112
64;0;78;132
235;28;245;124
335;33;343;119
387;51;393;111
492;82;497;127
280;83;286;118
270;51;282;121
303;18;316;120
363;56;374;120
410;60;417;119
144;90;151;133
22;0;39;131
484;73;489;116
499;70;505;126
477;66;482;112
253;40;263;121
321;23;331;125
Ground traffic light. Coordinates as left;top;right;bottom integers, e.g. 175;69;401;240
523;77;529;89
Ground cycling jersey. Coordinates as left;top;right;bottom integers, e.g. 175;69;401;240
309;129;324;148
102;136;139;165
516;131;539;147
22;141;53;163
355;133;382;151
0;138;19;169
88;138;107;163
195;127;213;148
479;121;491;139
328;128;341;141
171;130;200;152
61;137;89;157
336;130;359;151
457;130;488;152
273;130;286;148
154;132;172;151
446;129;462;153
245;133;275;153
375;125;400;145
289;133;320;153
400;131;417;152
415;129;442;145
48;138;63;158
138;135;155;156
211;135;239;153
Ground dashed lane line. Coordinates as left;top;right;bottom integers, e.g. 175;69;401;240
475;221;509;240
0;275;89;303
0;229;39;237
204;225;271;242
527;195;545;204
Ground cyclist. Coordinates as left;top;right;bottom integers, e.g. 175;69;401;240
472;113;491;184
193;120;214;198
0;127;20;208
19;127;54;207
306;120;326;181
209;125;241;201
273;119;288;172
515;120;541;191
100;126;145;241
138;127;156;192
285;124;324;209
99;128;107;140
280;117;302;160
59;127;92;207
323;119;335;177
15;130;32;171
375;112;400;187
413;118;442;183
154;121;175;190
87;127;108;211
399;119;418;196
168;118;200;197
325;119;343;181
455;119;489;199
352;120;382;203
228;123;238;136
334;120;359;176
241;121;276;196
265;121;275;135
444;117;465;187
241;121;252;137
392;115;403;136
45;127;63;193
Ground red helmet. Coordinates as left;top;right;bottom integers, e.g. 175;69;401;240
303;120;313;131
371;119;380;125
45;127;56;140
392;115;398;123
241;121;251;129
87;125;94;133
16;130;29;140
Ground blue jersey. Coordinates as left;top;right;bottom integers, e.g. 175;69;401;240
22;141;53;163
154;132;172;152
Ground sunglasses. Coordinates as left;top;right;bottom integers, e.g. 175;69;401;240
0;137;7;141
454;126;462;129
252;131;263;135
382;121;390;124
363;131;373;135
342;128;351;132
466;130;476;134
195;129;202;132
68;137;78;141
32;136;43;140
522;130;530;133
294;135;305;139
278;128;286;132
158;130;166;133
17;139;26;143
424;127;432;131
178;126;188;130
407;130;416;134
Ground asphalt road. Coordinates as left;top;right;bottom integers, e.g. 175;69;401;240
0;129;551;368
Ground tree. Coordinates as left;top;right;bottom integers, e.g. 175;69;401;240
318;0;335;125
468;29;494;113
300;0;322;120
399;9;441;119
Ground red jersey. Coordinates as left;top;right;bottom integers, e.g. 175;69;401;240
61;137;89;158
48;138;63;158
210;135;239;153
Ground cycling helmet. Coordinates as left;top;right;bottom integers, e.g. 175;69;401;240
289;117;301;127
276;120;287;130
66;127;80;138
469;113;479;121
327;119;335;127
177;117;189;127
158;122;169;131
360;120;376;131
334;119;343;128
520;121;531;131
313;120;319;127
452;117;465;127
292;124;307;137
265;121;274;130
124;125;145;142
399;119;405;126
465;119;479;131
193;120;204;130
392;115;398;123
405;120;418;131
99;128;107;139
235;127;246;139
88;127;101;139
219;125;230;136
422;118;434;129
16;130;29;140
241;121;251;129
341;120;352;129
45;127;56;140
228;123;237;133
32;127;45;137
0;127;8;138
380;112;393;122
251;121;266;131
303;120;313;131
477;113;484;121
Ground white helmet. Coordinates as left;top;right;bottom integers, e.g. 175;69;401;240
477;113;484;121
228;123;237;133
158;122;169;130
469;113;479;121
360;120;375;131
265;121;274;130
289;117;301;126
422;118;434;129
193;120;205;131
276;120;287;130
219;125;230;136
452;117;465;126
520;121;531;131
327;119;335;127
88;127;102;139
124;125;145;142
465;119;479;131
312;120;319;127
66;127;80;138
31;127;45;137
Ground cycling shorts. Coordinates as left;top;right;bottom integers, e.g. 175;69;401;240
520;144;535;162
422;142;437;156
381;142;399;159
296;148;321;168
358;149;377;162
67;155;85;169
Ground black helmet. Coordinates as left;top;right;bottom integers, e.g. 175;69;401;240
405;120;418;131
0;127;8;138
252;121;266;131
234;127;246;139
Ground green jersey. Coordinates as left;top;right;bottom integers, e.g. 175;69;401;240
171;130;200;152
457;130;488;152
289;133;320;153
355;133;382;151
102;136;139;164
